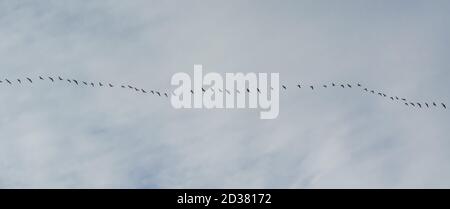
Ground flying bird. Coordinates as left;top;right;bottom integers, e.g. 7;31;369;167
165;93;168;97
17;79;21;84
141;89;147;93
202;88;206;92
5;79;12;84
410;102;415;107
67;79;71;83
246;88;250;93
323;85;327;88
156;91;161;96
395;97;399;100
371;90;375;94
332;83;336;87
91;82;95;87
364;88;368;91
225;89;231;95
26;77;33;83
425;103;429;108
442;103;447;109
357;83;361;87
108;83;114;87
48;77;54;82
340;84;345;88
99;82;103;87
417;103;422;108
58;76;63;81
134;87;139;92
347;84;352;88
39;76;44;80
390;97;394;100
310;86;314;90
83;81;88;85
257;88;261;93
405;103;409;106
190;90;194;94
73;80;78;85
282;85;287;90
433;102;437;107
297;84;301;88
121;85;126;88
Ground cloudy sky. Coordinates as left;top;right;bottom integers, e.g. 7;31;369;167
0;0;449;188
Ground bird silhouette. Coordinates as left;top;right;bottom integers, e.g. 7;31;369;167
134;87;139;92
364;88;368;91
246;88;250;93
190;90;194;94
225;89;231;95
347;84;352;88
5;79;12;84
332;83;336;87
410;103;415;107
442;103;447;109
83;81;88;85
371;90;375;94
323;85;327;88
156;91;161;96
282;85;287;90
90;82;95;87
121;85;126;88
99;82;103;87
395;96;399;100
341;84;345;88
58;76;63;81
433;102;437;107
141;89;147;93
127;85;133;89
390;97;394;100
39;76;44;80
17;79;21;84
108;83;114;87
417;103;422;108
405;103;409;106
357;83;361;87
48;77;54;82
310;86;314;90
73;80;78;85
202;88;206;93
26;77;33;83
425;103;429;108
67;79;71;83
257;88;261;93
297;84;301;88
165;93;168;97
401;98;406;101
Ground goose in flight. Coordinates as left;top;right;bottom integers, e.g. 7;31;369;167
48;77;54;82
58;76;63;81
347;84;352;88
332;83;336;87
190;90;194;94
83;81;88;85
357;83;362;87
99;82;103;87
150;90;154;94
282;85;287;90
417;103;422;108
297;84;301;88
390;97;394;100
236;89;241;94
73;80;79;85
433;102;437;107
39;76;44;80
165;93;168;97
201;88;206;93
323;85;327;88
310;86;314;90
410;102;415;107
67;79;72;83
121;85;126;88
90;82;95;87
225;89;231;95
395;96;399;100
128;85;133;89
364;88;368;91
156;91;161;96
257;88;261;93
17;79;21;84
401;98;406;101
134;87;139;92
443;103;447;109
340;84;345;88
371;90;375;94
405;103;409;106
108;83;114;87
141;89;147;93
246;88;250;93
26;77;33;83
5;79;12;84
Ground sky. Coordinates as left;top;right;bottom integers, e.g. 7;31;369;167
0;0;449;188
